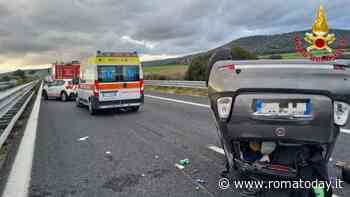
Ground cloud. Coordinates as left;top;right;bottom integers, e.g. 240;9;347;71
0;0;349;70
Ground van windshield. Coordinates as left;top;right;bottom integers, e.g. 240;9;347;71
98;65;139;83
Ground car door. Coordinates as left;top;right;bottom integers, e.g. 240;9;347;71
46;81;57;97
53;80;65;97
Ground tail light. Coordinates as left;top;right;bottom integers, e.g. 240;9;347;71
334;101;350;126
140;79;144;94
334;64;346;70
65;84;73;89
94;80;99;97
219;64;235;71
217;97;233;120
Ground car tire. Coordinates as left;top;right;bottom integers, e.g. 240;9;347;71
88;98;96;115
42;90;48;100
61;92;68;102
130;106;140;112
206;48;233;85
76;97;83;108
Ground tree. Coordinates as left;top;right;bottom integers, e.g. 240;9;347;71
185;54;211;81
231;46;258;60
1;75;11;81
13;69;26;79
185;47;258;81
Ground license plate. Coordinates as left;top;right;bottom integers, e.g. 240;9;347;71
103;92;118;97
254;99;311;116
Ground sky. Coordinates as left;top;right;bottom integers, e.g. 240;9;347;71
0;0;349;72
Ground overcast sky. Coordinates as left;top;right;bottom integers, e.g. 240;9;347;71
0;0;349;72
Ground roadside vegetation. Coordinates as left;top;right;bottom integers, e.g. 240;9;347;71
143;64;189;80
185;46;257;81
0;69;37;86
145;85;208;97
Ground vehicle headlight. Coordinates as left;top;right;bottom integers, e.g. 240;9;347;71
334;101;350;126
217;97;233;120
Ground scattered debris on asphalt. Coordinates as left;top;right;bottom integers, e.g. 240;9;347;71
77;136;89;141
179;158;190;166
195;178;206;184
175;163;185;170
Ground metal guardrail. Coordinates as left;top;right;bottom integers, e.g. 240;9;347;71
144;80;207;89
0;80;16;91
0;81;38;149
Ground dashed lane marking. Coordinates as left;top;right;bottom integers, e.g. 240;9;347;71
145;94;210;108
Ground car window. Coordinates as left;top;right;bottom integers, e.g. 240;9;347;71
56;80;65;86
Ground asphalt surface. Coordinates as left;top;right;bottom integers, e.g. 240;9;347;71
28;91;350;197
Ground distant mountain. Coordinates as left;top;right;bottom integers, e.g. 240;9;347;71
142;29;350;66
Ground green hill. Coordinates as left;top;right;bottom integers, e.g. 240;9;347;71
143;29;350;66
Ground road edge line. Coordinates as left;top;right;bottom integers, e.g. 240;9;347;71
2;82;43;197
145;94;210;108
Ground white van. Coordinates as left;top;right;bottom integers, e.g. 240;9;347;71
76;51;144;115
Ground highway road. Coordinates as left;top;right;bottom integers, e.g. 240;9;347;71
9;92;350;196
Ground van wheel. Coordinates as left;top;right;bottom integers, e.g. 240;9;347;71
76;97;83;107
131;106;140;112
88;99;96;115
42;90;48;100
61;92;68;102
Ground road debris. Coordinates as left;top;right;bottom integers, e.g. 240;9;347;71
179;158;190;166
77;136;89;141
195;178;206;184
175;163;185;170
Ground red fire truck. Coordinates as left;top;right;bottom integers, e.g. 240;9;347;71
52;61;80;80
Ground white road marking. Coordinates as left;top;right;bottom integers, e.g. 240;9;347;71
77;136;89;141
3;82;43;197
208;145;225;155
145;94;210;108
340;128;350;134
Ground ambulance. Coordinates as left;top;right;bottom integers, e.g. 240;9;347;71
76;51;144;115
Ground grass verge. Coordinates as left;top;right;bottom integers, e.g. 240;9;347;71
145;85;208;97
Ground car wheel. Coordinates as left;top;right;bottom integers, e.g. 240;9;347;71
76;97;83;107
206;48;233;85
88;99;96;115
61;92;68;102
42;90;48;100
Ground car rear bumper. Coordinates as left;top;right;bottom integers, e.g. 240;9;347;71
91;95;144;109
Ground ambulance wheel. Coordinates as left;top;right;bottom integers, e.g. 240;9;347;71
75;97;83;108
42;90;48;100
61;92;68;102
88;99;96;115
131;106;140;112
